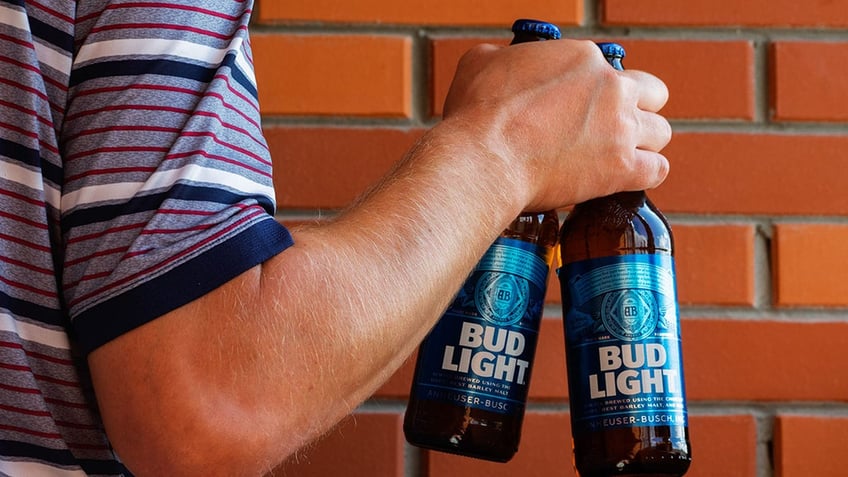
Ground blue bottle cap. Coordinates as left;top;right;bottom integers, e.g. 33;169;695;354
597;42;626;59
511;19;562;40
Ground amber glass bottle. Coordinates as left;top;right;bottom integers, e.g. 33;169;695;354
403;19;561;463
558;44;692;477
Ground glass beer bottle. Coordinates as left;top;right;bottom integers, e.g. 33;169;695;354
403;19;561;463
558;43;692;477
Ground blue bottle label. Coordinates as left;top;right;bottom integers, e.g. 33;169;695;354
560;254;688;433
413;237;552;415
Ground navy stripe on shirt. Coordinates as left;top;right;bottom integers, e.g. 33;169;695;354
61;183;276;232
70;59;219;88
72;217;293;355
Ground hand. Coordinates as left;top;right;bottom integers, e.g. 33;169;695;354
440;39;672;211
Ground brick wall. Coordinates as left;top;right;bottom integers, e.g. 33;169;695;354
252;1;848;476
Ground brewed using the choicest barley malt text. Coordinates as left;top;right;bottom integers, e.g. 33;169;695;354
403;19;561;463
558;44;692;476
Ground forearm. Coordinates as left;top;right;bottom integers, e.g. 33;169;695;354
251;120;528;453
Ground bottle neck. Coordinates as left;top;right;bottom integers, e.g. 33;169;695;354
582;190;648;210
510;33;555;45
607;57;624;71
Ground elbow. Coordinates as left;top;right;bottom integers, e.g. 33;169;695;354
101;394;294;477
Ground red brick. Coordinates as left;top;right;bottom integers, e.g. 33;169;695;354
526;317;569;400
773;224;848;307
682;319;848;401
425;411;574;477
268;131;848;218
652;133;848;216
603;0;848;27
771;41;848;122
252;34;412;117
774;415;848;477
265;127;424;209
673;224;756;306
272;413;404;476
622;40;754;120
686;415;757;477
431;38;754;120
257;0;582;27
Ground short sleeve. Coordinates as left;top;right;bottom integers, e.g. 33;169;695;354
61;1;293;354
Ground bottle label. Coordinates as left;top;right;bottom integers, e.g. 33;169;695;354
560;254;688;433
412;237;552;415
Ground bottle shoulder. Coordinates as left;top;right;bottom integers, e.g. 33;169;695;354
560;192;673;262
502;210;559;248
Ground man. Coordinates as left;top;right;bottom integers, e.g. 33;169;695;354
0;1;670;475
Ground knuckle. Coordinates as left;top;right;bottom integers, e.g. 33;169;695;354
573;39;602;56
460;43;499;64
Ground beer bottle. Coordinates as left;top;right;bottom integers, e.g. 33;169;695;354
558;43;692;477
403;19;561;463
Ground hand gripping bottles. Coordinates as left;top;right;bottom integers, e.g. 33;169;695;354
403;19;562;463
558;43;692;477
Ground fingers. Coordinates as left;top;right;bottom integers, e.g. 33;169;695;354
636;110;673;153
631;149;670;191
623;69;669;113
628;108;671;192
440;37;675;207
625;70;671;178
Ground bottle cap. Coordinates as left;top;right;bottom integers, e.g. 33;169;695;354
597;42;626;59
511;19;562;40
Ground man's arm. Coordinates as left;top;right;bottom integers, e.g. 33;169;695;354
88;39;670;476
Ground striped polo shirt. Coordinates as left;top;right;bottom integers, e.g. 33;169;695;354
0;1;292;474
